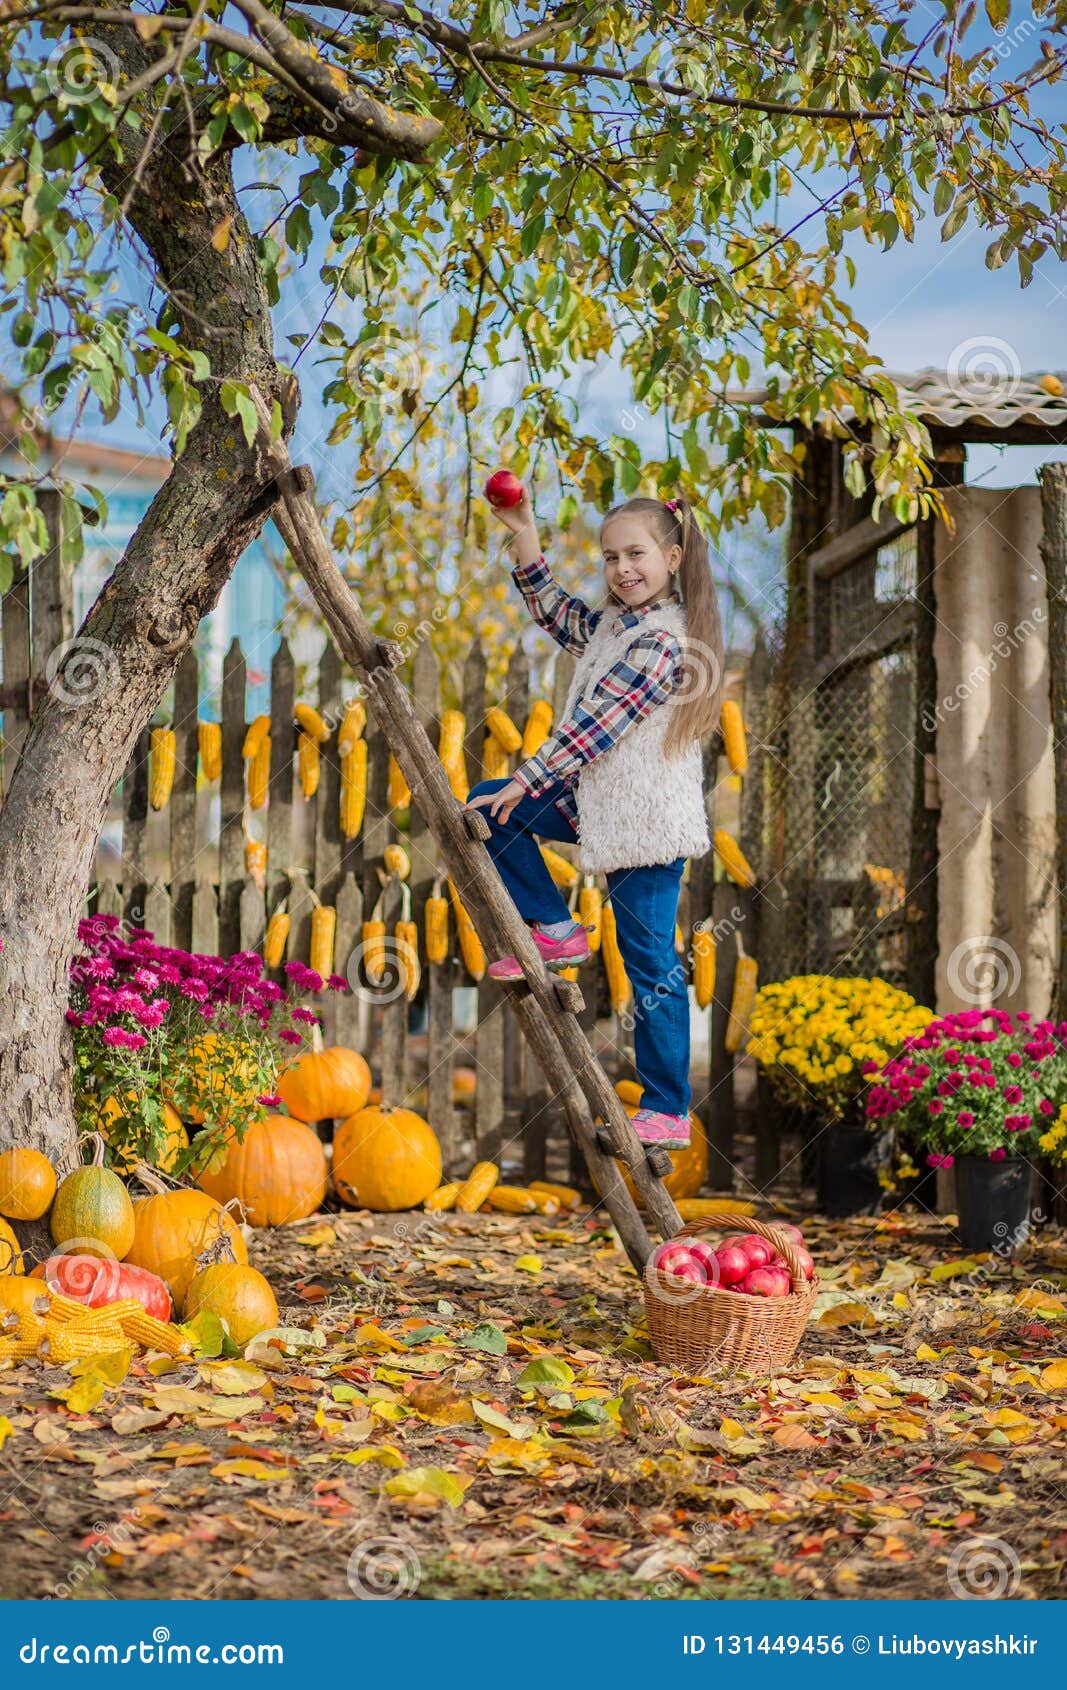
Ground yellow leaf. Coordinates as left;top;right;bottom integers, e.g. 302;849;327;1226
210;215;233;253
52;1375;107;1415
294;1223;337;1247
1040;1359;1067;1390
350;1323;407;1352
816;1300;876;1330
915;1343;942;1361
210;1460;285;1482
69;1348;132;1386
337;1445;405;1468
929;1259;979;1281
384;1466;470;1507
199;1361;269;1396
0;1416;12;1450
515;1254;543;1274
719;1417;748;1439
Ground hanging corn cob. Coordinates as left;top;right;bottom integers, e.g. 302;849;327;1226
438;709;468;801
362;913;387;987
388;754;411;810
455;1160;499;1213
720;699;748;774
601;901;631;1013
297;730;320;799
714;828;755;888
263;908;290;968
725;939;758;1054
248;731;271;810
691;924;716;1010
486;706;522;753
295;701;330;744
310;903;336;980
242;714;270;760
578;881;602;952
337;699;366;754
384;842;410;880
149;728;176;810
522;698;553;757
244;837;266;888
482;735;510;780
340;738;367;839
448;877;485;980
395;919;421;1001
425;886;449;964
198;720;222;782
540;845;579;888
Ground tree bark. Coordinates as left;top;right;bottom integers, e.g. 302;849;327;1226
0;28;293;1179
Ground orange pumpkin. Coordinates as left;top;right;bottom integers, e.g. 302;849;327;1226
125;1186;247;1313
0;1147;56;1220
276;1046;371;1123
97;1095;189;1175
0;1276;50;1319
452;1067;477;1102
163;1032;263;1126
185;1263;278;1348
0;1216;25;1276
50;1141;135;1260
196;1113;328;1228
333;1107;441;1212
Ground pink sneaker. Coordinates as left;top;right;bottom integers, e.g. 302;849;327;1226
488;923;591;982
631;1108;691;1149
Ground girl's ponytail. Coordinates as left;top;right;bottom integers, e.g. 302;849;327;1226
601;495;724;756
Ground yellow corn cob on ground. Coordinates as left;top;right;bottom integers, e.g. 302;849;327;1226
455;1161;499;1213
484;1185;538;1214
529;1180;582;1211
674;1197;757;1222
424;1183;461;1213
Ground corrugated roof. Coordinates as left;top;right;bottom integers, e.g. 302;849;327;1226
727;367;1067;433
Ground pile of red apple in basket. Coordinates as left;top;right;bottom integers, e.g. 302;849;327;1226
650;1225;815;1297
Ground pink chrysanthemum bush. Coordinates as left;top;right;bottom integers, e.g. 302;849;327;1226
864;1006;1067;1167
68;915;348;1176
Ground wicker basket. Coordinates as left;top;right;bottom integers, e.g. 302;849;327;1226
643;1213;818;1374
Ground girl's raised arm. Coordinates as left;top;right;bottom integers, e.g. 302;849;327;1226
492;490;598;654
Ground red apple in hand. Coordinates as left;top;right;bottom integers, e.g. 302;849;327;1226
485;469;525;509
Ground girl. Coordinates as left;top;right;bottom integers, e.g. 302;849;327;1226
465;490;723;1150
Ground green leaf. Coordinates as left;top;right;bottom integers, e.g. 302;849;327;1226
516;1356;575;1390
461;1321;507;1355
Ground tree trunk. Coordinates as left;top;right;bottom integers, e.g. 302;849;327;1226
0;30;292;1182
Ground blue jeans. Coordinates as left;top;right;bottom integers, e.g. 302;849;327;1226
468;779;690;1117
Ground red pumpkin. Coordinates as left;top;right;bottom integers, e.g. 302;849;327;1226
40;1254;172;1321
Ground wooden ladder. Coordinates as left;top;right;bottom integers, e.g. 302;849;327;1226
253;419;681;1268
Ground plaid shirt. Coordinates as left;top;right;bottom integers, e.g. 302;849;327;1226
510;556;684;829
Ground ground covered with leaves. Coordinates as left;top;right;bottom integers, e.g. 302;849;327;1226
2;1199;1067;1602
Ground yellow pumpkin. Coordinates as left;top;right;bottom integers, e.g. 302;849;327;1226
333;1107;442;1212
126;1187;247;1313
196;1113;328;1228
0;1147;57;1220
0;1217;25;1276
185;1263;278;1348
276;1046;371;1123
50;1156;135;1260
97;1095;189;1175
0;1276;50;1319
163;1032;263;1126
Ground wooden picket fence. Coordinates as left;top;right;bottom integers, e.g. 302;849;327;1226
0;511;762;1188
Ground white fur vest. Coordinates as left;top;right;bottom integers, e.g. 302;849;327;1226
565;599;711;874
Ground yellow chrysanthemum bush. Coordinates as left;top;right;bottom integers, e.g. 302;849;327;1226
748;974;934;1123
1039;1102;1067;1163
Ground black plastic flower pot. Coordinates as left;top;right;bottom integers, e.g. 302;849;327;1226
814;1120;893;1218
953;1154;1032;1253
